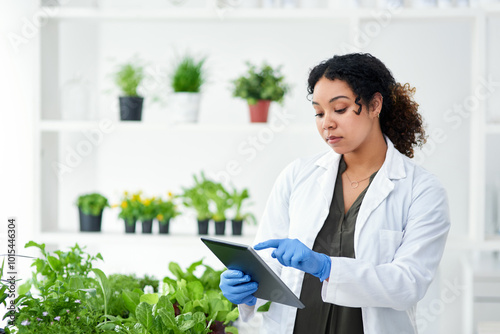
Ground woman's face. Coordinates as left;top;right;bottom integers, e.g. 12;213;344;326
312;77;380;155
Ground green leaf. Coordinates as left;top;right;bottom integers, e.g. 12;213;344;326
136;302;154;331
225;307;239;324
186;281;204;300
122;290;141;316
186;259;203;275
47;255;62;272
158;309;178;332
140;293;159;305
257;301;272;312
92;268;111;315
69;276;84;290
25;241;46;255
225;325;239;334
17;280;31;296
168;262;184;280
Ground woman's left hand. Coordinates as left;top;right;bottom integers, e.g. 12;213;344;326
254;238;331;282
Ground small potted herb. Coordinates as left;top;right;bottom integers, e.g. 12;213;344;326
205;181;232;236
117;191;141;233
156;193;180;234
232;61;289;122
114;60;145;121
230;187;256;236
180;172;213;235
76;192;109;232
170;54;206;123
137;196;159;234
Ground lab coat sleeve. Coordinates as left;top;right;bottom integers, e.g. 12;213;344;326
238;159;299;321
321;175;451;311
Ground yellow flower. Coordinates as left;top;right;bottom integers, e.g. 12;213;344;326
124;191;129;196
144;198;151;206
157;214;164;221
111;204;119;208
168;191;173;199
121;201;128;209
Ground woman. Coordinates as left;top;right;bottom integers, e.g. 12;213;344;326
220;53;450;333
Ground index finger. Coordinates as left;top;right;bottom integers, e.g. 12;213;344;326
253;239;283;250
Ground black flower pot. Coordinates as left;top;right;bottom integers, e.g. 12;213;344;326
197;219;209;235
79;208;103;232
124;219;136;233
214;220;226;236
231;220;243;236
119;96;143;121
142;219;153;234
159;219;170;234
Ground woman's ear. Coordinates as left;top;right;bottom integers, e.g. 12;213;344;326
369;92;383;118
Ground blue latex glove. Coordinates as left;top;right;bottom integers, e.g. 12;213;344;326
254;238;331;282
220;269;258;306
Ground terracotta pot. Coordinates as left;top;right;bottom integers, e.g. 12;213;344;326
248;100;271;123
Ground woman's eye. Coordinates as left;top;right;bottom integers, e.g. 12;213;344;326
335;108;347;113
314;113;324;118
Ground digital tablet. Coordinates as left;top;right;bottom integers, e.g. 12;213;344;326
201;237;305;309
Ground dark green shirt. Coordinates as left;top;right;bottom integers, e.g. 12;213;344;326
293;157;378;334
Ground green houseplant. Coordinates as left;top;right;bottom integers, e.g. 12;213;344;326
114;60;145;121
205;182;232;236
232;61;289;123
76;193;109;232
229;187;256;236
170;54;207;123
156;193;181;234
117;191;142;233
137;196;159;234
180;172;213;235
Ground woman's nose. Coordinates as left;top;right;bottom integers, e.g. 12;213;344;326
322;114;337;130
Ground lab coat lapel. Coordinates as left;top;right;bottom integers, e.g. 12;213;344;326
315;150;342;209
354;138;406;249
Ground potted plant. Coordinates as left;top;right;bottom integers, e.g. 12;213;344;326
232;61;289;123
156;193;181;234
170;54;206;123
117;191;141;233
229;187;256;236
114;60;145;121
76;192;109;232
180;172;213;235
205;181;232;236
137;196;158;234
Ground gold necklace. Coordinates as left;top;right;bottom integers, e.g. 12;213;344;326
344;171;371;189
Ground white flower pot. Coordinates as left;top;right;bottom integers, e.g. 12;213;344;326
171;92;202;123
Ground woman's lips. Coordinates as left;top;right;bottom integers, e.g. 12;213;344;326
327;136;342;144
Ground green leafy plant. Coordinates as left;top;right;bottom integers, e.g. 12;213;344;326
0;259;8;307
5;242;105;334
77;192;109;216
137;196;159;222
156;194;181;225
114;61;145;97
171;55;207;93
180;172;214;221
117;191;142;225
229;187;256;224
205;182;232;222
232;61;289;105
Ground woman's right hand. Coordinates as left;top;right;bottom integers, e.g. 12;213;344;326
219;269;258;306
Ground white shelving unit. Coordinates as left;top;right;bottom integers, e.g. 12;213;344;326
34;3;500;332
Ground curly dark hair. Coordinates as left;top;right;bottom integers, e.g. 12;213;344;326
307;53;426;158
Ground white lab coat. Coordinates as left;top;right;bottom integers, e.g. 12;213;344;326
239;137;450;334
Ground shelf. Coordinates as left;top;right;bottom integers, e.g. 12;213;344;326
486;123;500;134
38;7;481;21
38;120;314;133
